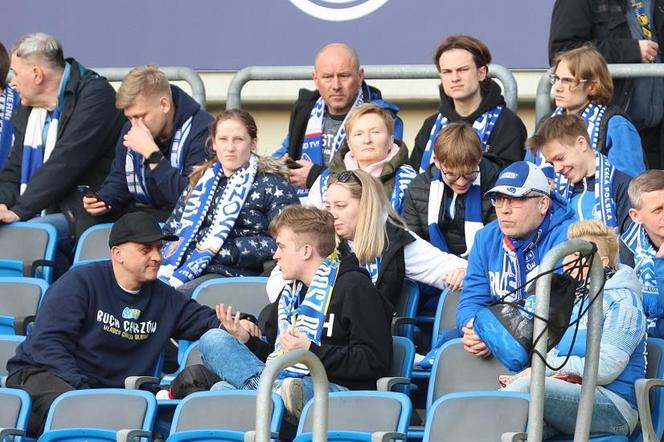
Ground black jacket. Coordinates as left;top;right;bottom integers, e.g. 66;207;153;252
245;253;392;390
0;58;124;232
409;81;526;169
284;82;401;189
549;0;664;110
402;159;500;256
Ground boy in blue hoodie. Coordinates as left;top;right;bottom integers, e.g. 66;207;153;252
456;161;575;358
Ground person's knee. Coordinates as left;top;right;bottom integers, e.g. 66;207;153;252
199;328;234;353
503;376;531;393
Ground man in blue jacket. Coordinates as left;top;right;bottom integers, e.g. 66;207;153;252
84;65;212;221
5;212;219;437
457;161;575;358
273;43;402;197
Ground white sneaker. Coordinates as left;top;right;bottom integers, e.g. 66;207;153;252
280;377;305;424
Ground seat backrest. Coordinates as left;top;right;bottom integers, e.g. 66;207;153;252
171;390;283;433
0;278;48;334
44;389;156;432
424;392;529;442
184;343;203;368
388;336;414;395
394;279;419;318
73;223;113;265
0;222;57;281
299;391;411;435
433;289;460;338
646;338;664;439
192;277;269;317
0;387;31;433
428;339;509;409
0;336;25;377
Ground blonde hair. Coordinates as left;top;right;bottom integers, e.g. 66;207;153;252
433;122;483;171
344;103;394;138
327;170;405;264
553;46;613;105
628;169;664;210
269;205;336;257
567;220;618;267
116;65;172;109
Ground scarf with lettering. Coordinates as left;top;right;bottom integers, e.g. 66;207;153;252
622;221;658;295
267;251;340;378
159;154;257;286
419;105;503;172
0;85;18;170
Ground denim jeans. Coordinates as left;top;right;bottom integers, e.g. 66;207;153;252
198;328;348;402
504;376;631;439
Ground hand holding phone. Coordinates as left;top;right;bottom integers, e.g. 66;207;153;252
78;185;99;200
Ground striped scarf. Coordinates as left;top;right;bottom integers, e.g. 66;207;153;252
159;154;257;287
622;222;658;296
267;251;340;378
0;85;18;170
554;151;617;228
21;107;59;195
427;169;483;257
419;105;503;172
126;116;193;205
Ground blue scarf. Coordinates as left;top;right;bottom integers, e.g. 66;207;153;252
267;251;340;378
418;105;503;172
553;104;606;150
427;169;483;257
0;85;18;170
126;115;193;205
500;212;551;300
555;151;617;228
159;154;257;286
622;222;658;296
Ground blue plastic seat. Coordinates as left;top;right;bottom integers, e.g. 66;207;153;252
0;277;49;335
0;387;31;440
0;222;57;282
72;223;113;267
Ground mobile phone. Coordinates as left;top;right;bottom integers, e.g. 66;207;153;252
285;158;303;169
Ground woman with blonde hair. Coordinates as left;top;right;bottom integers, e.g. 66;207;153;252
308;103;416;214
325;170;466;311
530;46;645;176
160;109;299;296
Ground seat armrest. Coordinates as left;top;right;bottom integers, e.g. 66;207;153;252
635;378;664;442
0;427;24;440
371;431;407;442
376;376;410;392
391;317;418;335
117;428;153;441
124;375;159;390
501;431;528;441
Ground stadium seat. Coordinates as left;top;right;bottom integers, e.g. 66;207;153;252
0;387;31;440
166;390;284;441
0;222;57;282
38;388;157;441
72;223;113;267
391;279;419;339
0;277;49;335
377;336;415;395
423;391;529;442
295;391;412;442
0;335;25;384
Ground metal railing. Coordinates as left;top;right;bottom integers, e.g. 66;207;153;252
226;64;518;112
535;63;664;122
94;66;207;110
526;239;604;442
248;349;329;442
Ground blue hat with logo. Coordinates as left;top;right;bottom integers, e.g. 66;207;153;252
485;161;550;198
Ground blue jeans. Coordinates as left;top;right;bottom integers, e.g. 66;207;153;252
504;376;631;439
198;328;347;401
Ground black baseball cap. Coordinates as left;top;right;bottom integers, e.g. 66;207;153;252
108;212;178;247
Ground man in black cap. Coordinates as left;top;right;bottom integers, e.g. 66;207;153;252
5;212;220;437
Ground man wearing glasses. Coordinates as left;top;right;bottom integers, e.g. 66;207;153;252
456;161;575;358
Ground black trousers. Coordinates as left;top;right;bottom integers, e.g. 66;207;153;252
6;367;75;437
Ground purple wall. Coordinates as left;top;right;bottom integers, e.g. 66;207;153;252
2;0;553;70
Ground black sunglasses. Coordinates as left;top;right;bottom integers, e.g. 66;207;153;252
334;170;361;184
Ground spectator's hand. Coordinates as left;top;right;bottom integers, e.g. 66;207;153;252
443;267;466;292
639;40;659;63
216;304;250;344
0;203;8;212
288;159;314;189
657;241;664;258
239;319;262;338
83;195;110;216
0;209;19;223
499;367;531;388
461;319;491;358
278;329;311;352
123;118;159;158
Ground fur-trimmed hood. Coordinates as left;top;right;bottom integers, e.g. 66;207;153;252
257;155;289;179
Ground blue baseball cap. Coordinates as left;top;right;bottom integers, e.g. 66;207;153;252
485;161;550;198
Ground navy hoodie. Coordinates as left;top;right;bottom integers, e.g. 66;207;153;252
7;262;219;388
97;85;213;213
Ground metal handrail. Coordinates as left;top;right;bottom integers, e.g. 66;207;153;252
226;64;518;112
250;350;329;442
94;66;207;110
527;239;604;441
535;63;664;123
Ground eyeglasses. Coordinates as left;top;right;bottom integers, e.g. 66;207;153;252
548;74;591;88
441;169;480;183
490;194;544;208
335;170;360;184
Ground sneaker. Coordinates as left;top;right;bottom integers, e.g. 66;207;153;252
280;377;305;424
